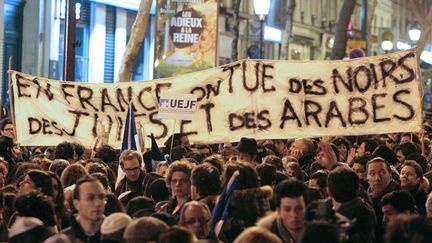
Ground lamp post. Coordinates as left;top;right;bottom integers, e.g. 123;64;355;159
253;0;271;59
381;40;393;54
409;21;421;43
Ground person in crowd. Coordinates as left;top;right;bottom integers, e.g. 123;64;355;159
235;137;259;164
285;161;304;181
399;160;428;215
100;212;132;242
385;215;432;243
49;159;70;178
220;162;272;242
48;172;68;229
327;166;376;243
190;163;220;211
163;133;191;155
307;170;328;200
62;175;106;242
61;164;89;189
8;217;53;243
180;201;216;241
332;136;351;163
19;169;54;197
149;178;170;206
262;155;284;172
256;163;277;187
115;150;145;197
159;160;194;220
0;135;17;170
234;226;282;243
54;141;76;164
367;157;400;243
95;145;118;164
158;225;196;243
356;139;379;157
126;196;155;218
202;153;225;176
289;138;315;176
311;142;339;173
123;216;169;243
299;221;340;243
257;179;308;243
381;190;417;225
394;142;418;172
14;192;57;230
0;118;14;138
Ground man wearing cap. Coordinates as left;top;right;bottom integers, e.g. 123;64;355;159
62;175;106;243
236;137;259;164
100;213;132;242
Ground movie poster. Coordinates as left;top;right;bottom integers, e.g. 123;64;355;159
154;0;218;78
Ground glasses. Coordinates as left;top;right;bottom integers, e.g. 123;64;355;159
123;166;140;173
183;217;210;226
81;193;107;203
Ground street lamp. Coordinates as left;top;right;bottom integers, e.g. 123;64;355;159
409;21;421;42
254;0;271;59
381;40;393;54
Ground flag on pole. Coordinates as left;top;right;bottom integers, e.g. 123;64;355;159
150;133;164;171
116;104;142;188
211;170;240;236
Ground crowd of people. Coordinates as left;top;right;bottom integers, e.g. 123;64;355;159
0;117;431;243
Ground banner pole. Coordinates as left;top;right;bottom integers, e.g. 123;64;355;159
169;120;176;158
7;56;16;139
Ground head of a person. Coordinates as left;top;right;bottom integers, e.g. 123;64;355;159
54;141;75;162
20;170;53;197
351;155;369;179
308;170;328;190
0;118;14;138
394;142;418;163
48;159;70;178
101;212;132;242
366;157;392;195
274;179;309;232
327;167;359;203
385;215;432;243
60;163;89;188
233;226;282;243
8;217;53;243
285;161;303;181
72;175;106;223
370;145;398;166
95;144;118;164
72;142;85;161
190;163;220;200
123;216;169;243
14;192;57;227
315;142;337;170
164;133;190;151
289;138;314;159
202;154;225;175
236;137;258;163
357;139;378;156
400;160;423;191
223;161;260;190
158;226;196;243
180;201;211;239
256;163;277;187
119;150;143;182
262;155;284;171
381;190;416;224
331;137;351;162
126;196;155;218
165;161;194;199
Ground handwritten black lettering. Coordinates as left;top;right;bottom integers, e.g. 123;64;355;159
180;120;198;137
393;89;415;121
16;75;31;98
101;88;119;112
206;80;222;99
33;79;54;100
138;87;156;111
280;99;302;128
149;111;168;139
63;110;89;136
332;68;353;93
116;87;133;112
325;101;346;127
257;110;271;130
61;83;75;104
77;86;98;111
353;65;371;93
348;97;369;125
304;100;322;127
200;102;215;133
372;93;390;122
262;64;275;92
191;86;206;101
222;62;241;93
379;59;399;84
397;52;416;84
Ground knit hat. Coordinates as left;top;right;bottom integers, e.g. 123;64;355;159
101;213;132;235
123;217;169;243
9;216;44;238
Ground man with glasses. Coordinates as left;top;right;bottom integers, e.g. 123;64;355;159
115;150;145;197
63;175;106;242
180;201;217;241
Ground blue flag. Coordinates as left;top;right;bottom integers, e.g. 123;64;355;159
150;133;164;171
121;104;139;152
211;170;240;236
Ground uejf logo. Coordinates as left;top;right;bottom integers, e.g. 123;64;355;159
160;99;197;109
159;99;170;108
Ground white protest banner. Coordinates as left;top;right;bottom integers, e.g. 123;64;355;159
11;50;423;148
158;93;198;120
